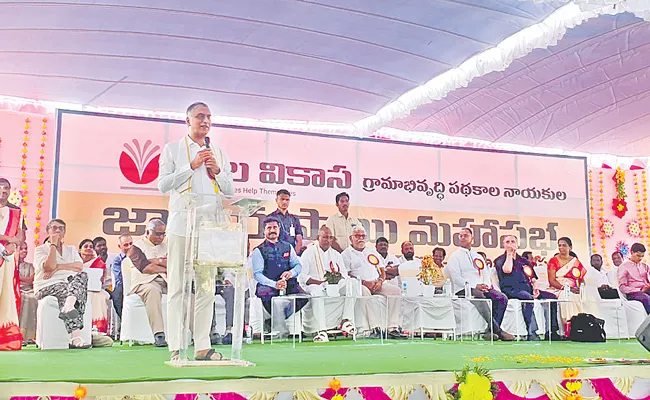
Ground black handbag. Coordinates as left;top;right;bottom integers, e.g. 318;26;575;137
568;313;606;342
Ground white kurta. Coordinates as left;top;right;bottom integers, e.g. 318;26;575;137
299;244;359;332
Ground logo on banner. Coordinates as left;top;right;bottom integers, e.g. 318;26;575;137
119;139;161;185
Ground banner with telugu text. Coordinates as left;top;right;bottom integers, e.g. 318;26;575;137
54;110;590;261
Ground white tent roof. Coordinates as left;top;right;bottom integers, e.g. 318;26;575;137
1;0;650;156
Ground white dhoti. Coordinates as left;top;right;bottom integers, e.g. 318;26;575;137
167;234;216;352
358;282;401;331
304;278;358;332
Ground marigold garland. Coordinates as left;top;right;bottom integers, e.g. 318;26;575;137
329;378;343;400
612;167;628;218
588;170;596;251
34;117;47;246
74;384;87;399
633;173;644;241
599;171;608;266
563;368;582;400
21;118;30;223
641;170;650;247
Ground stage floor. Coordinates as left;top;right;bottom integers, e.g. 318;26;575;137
2;339;649;384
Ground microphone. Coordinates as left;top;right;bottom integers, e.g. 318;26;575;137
204;136;211;149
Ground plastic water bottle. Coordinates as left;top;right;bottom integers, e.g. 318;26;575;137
443;279;452;297
245;324;253;344
464;281;472;299
402;281;408;296
279;278;286;296
579;282;586;302
563;285;570;299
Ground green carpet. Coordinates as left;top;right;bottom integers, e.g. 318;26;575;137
1;340;648;384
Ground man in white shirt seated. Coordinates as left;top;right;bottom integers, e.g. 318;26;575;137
376;236;400;281
446;228;514;341
398;241;418;263
123;218;168;347
342;226;406;339
300;225;358;341
588;254;619;299
34;219;91;349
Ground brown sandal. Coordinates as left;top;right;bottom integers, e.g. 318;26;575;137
195;349;226;361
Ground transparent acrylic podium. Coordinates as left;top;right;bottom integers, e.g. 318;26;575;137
167;193;262;367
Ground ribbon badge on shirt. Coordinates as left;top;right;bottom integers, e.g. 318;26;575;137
367;254;380;271
474;258;485;275
523;265;534;282
571;267;581;279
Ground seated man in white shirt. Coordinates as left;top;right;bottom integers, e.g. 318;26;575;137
587;254;619;299
34;219;90;349
376;236;400;281
300;225;358;341
342;226;406;339
398;241;418;263
446;228;514;341
123;219;168;347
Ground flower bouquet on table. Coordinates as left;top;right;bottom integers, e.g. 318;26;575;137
417;255;443;285
324;270;343;285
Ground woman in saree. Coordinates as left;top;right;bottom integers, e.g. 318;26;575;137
18;242;37;344
79;239;110;333
546;236;586;322
0;178;24;351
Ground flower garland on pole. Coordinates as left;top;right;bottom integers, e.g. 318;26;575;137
34;118;47;246
641;170;650;250
21;118;30;224
598;171;608;267
588;170;596;251
632;173;644;240
612;167;628;218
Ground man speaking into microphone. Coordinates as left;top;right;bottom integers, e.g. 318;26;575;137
158;102;234;362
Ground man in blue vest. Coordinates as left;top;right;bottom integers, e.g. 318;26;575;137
495;235;562;341
252;216;307;337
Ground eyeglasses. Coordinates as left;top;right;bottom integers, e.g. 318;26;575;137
152;231;166;237
50;225;65;232
353;234;366;239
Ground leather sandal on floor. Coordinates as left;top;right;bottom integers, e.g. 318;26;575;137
170;350;180;362
313;331;329;343
195;349;226;361
340;321;357;336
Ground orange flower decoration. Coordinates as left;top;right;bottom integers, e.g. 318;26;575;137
74;385;87;399
563;368;579;378
565;394;583;400
329;377;342;392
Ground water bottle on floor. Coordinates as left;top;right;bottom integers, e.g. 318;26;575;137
245;324;253;344
402;281;408;296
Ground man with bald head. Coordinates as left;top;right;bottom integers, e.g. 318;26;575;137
300;225;358;340
342;225;405;339
446;228;514;341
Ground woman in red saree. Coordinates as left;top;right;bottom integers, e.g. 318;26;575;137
79;239;110;333
546;236;587;322
0;179;24;350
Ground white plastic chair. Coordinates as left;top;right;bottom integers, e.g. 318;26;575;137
119;259;168;345
36;274;95;350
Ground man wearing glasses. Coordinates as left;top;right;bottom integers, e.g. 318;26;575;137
123;218;168;347
342;225;405;339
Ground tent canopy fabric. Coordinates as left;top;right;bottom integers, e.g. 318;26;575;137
1;0;650;155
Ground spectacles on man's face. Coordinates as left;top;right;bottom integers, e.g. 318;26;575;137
50;225;65;232
152;231;166;237
353;234;366;239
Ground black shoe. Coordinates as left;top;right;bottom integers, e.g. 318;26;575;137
367;328;382;339
545;332;565;341
210;332;222;345
388;329;407;339
222;332;232;345
527;334;541;341
154;333;167;347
